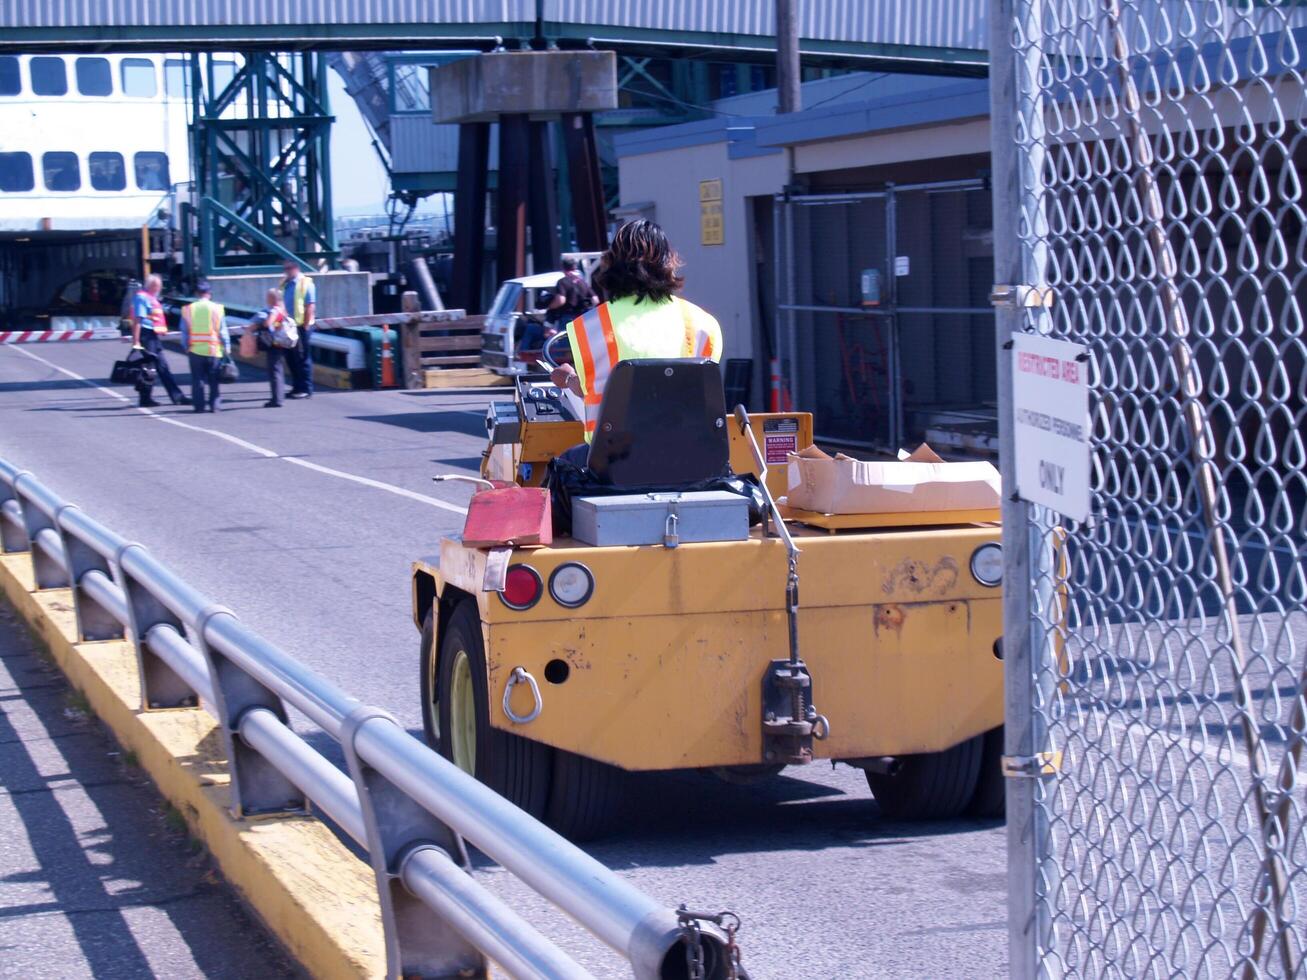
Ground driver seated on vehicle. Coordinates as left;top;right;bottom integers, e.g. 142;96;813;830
550;219;723;448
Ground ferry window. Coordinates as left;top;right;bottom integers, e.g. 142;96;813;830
0;57;19;96
134;152;170;191
42;151;81;192
75;57;112;97
30;57;68;96
0;152;34;192
121;58;157;98
89;152;126;191
164;58;187;97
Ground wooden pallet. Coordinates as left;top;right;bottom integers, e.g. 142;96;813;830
396;313;488;388
416;367;512;389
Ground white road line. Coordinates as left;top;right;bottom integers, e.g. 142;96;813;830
6;345;468;516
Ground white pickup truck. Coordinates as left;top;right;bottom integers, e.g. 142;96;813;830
479;253;600;376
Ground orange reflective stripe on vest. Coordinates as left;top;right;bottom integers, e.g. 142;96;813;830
573;306;621;434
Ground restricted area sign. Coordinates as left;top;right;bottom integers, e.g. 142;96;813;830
1012;332;1091;522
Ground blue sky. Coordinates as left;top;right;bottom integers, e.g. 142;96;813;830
327;71;392;215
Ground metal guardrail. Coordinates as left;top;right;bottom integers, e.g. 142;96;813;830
0;457;741;980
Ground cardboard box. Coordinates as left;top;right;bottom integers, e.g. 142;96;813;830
783;444;1001;515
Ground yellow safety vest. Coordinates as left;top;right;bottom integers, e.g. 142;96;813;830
566;295;723;440
281;274;313;325
182;299;226;357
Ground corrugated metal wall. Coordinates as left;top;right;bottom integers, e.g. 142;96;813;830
545;0;988;51
390;115;499;175
4;0;987;52
8;1;1304;54
2;1;533;28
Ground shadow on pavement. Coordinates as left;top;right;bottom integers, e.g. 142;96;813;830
0;604;300;977
348;412;487;437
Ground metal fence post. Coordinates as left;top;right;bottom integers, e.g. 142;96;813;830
341;706;486;979
116;543;200;709
15;479;70;589
57;507;126;642
0;467;31;554
194;606;306;816
989;1;1043;976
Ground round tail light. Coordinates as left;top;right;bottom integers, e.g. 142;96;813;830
549;562;594;608
500;564;543;610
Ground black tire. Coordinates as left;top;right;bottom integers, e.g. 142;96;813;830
437;600;552;820
966;726;1006;819
419;611;438;747
866;733;984;821
546;748;626;842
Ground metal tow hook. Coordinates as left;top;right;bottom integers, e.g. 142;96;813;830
502;666;542;724
677;905;745;980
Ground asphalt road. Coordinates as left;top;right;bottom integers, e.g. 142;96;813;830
0;339;1009;979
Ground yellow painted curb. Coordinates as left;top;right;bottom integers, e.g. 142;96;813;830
0;553;385;979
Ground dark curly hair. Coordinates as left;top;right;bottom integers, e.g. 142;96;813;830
592;219;684;304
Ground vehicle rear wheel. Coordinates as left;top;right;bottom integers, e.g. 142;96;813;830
546;748;626;842
966;726;1006;819
437;599;552;820
866;734;984;821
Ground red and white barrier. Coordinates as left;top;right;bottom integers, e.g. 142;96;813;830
1;329;105;344
1;318;122;344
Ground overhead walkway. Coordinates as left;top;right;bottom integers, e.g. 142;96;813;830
0;0;988;73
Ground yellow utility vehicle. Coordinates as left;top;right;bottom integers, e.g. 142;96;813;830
412;352;1004;839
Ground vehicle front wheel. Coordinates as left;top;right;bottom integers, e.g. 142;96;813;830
419;611;438;747
437;599;552;821
866;734;984;820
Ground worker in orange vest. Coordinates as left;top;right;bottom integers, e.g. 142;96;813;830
550;219;722;443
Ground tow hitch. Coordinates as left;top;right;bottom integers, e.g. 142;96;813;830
734;406;830;765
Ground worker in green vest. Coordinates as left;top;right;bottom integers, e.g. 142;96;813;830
180;280;229;414
550;219;722;442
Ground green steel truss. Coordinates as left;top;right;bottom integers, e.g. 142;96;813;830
191;52;337;275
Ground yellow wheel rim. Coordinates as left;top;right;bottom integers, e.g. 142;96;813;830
449;648;476;775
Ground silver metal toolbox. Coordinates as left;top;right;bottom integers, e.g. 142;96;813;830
571;491;750;547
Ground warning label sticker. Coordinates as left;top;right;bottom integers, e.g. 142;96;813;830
765;434;797;463
763;418;800;463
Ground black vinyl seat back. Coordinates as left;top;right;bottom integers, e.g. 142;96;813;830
586;359;730;487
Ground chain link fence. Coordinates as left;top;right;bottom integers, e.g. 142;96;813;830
992;1;1307;976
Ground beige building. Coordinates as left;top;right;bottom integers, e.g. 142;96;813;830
614;75;994;447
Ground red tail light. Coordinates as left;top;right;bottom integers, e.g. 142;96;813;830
500;564;543;610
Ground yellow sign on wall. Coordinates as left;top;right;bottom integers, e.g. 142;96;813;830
699;178;724;245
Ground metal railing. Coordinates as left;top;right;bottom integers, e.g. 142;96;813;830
0;457;739;980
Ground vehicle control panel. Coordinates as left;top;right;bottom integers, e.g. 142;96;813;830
518;376;580;423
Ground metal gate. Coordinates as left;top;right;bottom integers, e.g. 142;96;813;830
991;1;1307;977
774;179;997;451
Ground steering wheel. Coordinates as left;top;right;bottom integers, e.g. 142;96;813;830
541;330;570;370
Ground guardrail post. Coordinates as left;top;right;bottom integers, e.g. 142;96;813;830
117;543;199;709
16;483;70;589
0;469;31;553
342;706;487;980
194;606;306;817
58;507;127;642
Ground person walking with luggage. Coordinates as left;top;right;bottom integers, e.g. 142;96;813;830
280;259;316;399
179;281;229;413
131;273;189;408
255;286;298;408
